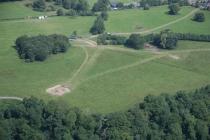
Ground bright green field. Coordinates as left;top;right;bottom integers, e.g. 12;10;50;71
0;1;41;19
1;2;210;114
161;10;210;34
105;6;194;33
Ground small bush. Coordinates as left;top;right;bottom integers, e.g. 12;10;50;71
32;0;46;11
193;12;205;22
125;34;145;50
57;9;64;16
143;4;150;10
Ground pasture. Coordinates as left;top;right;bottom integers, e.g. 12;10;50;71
1;2;210;113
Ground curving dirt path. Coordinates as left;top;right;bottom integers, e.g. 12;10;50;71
0;96;23;101
75;39;97;47
68;46;89;82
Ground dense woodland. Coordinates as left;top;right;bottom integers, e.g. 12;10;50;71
15;34;70;62
0;85;210;140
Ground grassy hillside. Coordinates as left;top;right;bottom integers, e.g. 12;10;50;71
163;10;210;34
1;2;210;114
106;6;194;33
59;41;210;113
0;1;41;19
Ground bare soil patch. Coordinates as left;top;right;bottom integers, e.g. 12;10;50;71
168;54;180;60
46;85;70;96
144;44;162;54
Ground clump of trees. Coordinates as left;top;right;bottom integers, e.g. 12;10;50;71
125;34;146;50
92;0;110;12
173;32;210;42
1;85;210;139
97;33;126;45
32;0;46;11
153;30;178;49
140;0;166;7
168;3;180;15
143;3;150;10
100;11;108;21
15;34;71;62
193;12;205;22
56;8;64;16
90;16;105;35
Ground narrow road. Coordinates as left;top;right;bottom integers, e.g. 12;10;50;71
67;46;89;82
0;96;23;101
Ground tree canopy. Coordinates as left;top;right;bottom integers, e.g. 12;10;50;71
1;85;210;139
125;34;146;49
168;3;180;15
193;12;205;22
90;16;105;35
15;34;71;62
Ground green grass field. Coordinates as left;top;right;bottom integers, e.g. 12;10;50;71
0;1;41;19
106;6;194;33
1;1;210;114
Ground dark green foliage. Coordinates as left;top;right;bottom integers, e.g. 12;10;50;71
143;4;150;10
0;0;22;2
57;9;64;16
97;33;126;45
153;30;178;49
140;0;165;7
92;0;110;12
193;12;205;22
90;16;105;35
100;11;108;21
66;9;77;16
15;34;70;62
62;0;89;11
32;0;46;11
170;33;210;42
125;34;146;49
1;86;210;139
168;3;180;15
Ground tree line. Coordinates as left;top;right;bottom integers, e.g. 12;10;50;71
15;34;71;62
97;31;210;50
0;85;210;139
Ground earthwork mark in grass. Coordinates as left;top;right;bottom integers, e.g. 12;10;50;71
67;46;89;83
73;54;167;88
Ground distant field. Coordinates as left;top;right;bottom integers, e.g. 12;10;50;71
162;10;210;34
1;1;210;114
106;6;194;33
0;1;41;19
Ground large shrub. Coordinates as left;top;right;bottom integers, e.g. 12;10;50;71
15;34;70;62
153;31;178;49
125;34;146;49
193;12;205;22
168;3;180;15
97;33;126;45
32;0;46;11
90;16;105;35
